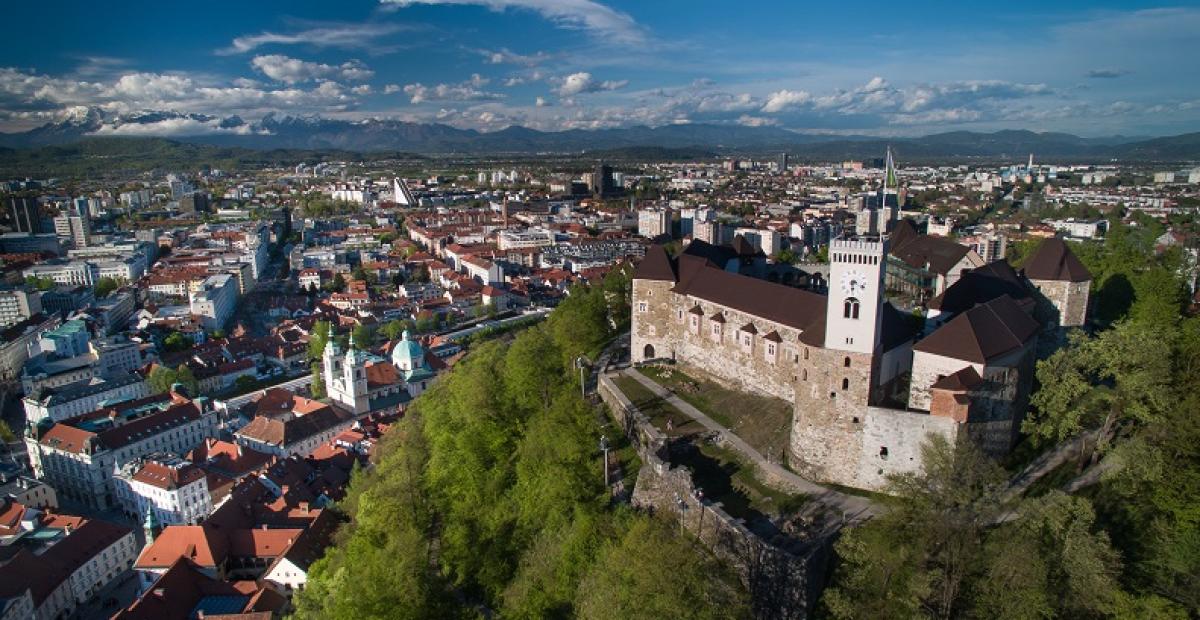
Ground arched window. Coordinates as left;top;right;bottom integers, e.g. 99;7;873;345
802;369;808;381
844;356;851;367
841;378;850;390
843;297;860;319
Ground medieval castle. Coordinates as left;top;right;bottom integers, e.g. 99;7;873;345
631;228;1091;491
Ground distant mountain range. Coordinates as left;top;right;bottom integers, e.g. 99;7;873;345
0;106;1198;161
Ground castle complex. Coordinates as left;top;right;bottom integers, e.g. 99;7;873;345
631;231;1090;491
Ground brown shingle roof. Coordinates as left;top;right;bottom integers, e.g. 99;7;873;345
1022;237;1092;282
633;244;677;281
890;233;972;275
914;295;1040;364
672;254;826;332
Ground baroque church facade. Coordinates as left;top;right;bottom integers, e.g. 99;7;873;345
631;231;1090;491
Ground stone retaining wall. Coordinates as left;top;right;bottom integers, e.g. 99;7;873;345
599;373;834;620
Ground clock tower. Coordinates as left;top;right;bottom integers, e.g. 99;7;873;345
824;234;888;354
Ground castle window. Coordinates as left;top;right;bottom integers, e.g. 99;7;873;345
804;347;809;360
843;298;860;319
844;356;851;368
802;369;808;381
841;378;849;390
676;309;684;322
879;446;889;460
638;302;647;313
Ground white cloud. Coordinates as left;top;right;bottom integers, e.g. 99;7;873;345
554;72;627;96
92;117;261;136
761;89;810;113
479;47;548;66
351;84;373;95
250;55;374;84
402;76;504;103
535;96;548;107
736;114;778;127
220;23;407;55
383;84;402;94
381;0;645;44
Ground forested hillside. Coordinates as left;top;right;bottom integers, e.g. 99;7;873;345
292;278;750;619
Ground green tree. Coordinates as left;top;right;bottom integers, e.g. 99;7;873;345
381;319;406;342
309;362;326;400
352;324;374;349
0;421;15;443
825;436;1007;620
147;366;179;394
575;516;750;620
308;320;332;361
974;492;1124;619
1024;321;1175;463
174;364;199;396
94;276;119;298
234;374;258;392
162;332;189;353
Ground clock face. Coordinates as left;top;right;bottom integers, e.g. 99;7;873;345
840;269;869;295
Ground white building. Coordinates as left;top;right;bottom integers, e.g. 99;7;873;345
189;273;238;330
637;208;671;239
734;227;785;256
1045;218;1107;240
52;212;91;249
497;228;556;250
22;261;99;287
113;454;212;526
0;289;41;328
23;373;150;425
28;398;218;510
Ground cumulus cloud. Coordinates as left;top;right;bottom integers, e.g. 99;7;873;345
381;0;645;44
761;89;811;113
91;116;261;136
403;74;503;103
220;22;407;54
383;84;402;94
554;72;627;96
535;96;549;107
250;55;373;84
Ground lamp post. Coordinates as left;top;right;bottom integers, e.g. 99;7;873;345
599;435;610;487
575;355;589;399
674;492;688;535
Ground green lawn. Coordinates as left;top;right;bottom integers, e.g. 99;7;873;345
640;365;793;460
612;375;703;438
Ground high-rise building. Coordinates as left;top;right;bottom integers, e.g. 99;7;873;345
9;197;44;234
637;208;671;239
777;153;790;173
593;163;616;197
53;209;91;249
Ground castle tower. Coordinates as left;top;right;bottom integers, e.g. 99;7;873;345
823;235;888;355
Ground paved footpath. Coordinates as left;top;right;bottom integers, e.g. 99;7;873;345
622;367;877;523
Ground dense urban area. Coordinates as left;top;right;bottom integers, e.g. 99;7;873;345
0;143;1196;620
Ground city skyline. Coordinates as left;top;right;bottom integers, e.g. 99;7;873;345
0;0;1198;138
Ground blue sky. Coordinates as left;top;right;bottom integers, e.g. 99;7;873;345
1;0;1197;137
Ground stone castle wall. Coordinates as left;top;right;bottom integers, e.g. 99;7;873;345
788;346;875;485
1030;278;1090;327
599;373;832;620
632;278;805;402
